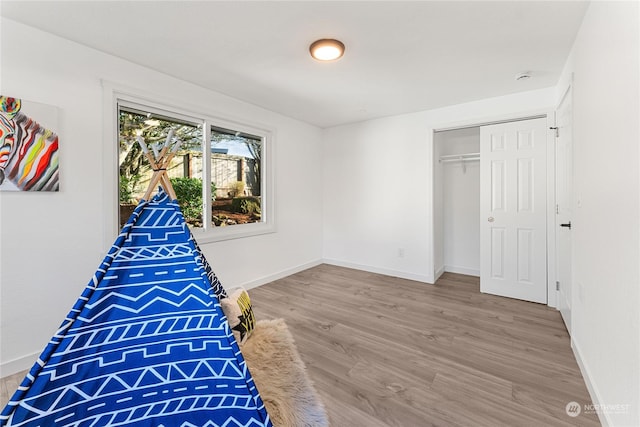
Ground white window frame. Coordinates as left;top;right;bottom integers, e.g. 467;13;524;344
103;82;275;247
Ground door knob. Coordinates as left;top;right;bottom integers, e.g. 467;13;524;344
560;222;572;229
488;217;494;222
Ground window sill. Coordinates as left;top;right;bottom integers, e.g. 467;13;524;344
190;221;276;243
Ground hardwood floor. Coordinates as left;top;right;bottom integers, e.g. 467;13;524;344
249;265;600;426
0;370;24;413
1;265;600;426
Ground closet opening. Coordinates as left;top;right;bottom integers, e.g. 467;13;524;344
431;113;554;306
433;127;481;280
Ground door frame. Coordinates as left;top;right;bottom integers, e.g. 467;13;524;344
428;108;558;307
554;82;574;327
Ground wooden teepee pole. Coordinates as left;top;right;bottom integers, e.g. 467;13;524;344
137;133;181;201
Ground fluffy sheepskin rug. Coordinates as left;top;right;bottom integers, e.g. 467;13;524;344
242;318;329;427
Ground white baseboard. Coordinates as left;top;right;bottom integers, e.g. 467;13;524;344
323;258;434;284
2;260;433;379
241;259;323;290
0;259;323;379
572;339;608;427
435;265;445;281
444;265;480;277
1;352;38;379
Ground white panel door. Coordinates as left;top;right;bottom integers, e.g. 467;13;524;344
480;118;547;303
556;87;573;332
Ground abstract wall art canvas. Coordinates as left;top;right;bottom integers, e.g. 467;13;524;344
0;95;59;191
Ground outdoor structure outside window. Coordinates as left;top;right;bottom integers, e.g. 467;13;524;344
210;126;263;227
117;101;270;242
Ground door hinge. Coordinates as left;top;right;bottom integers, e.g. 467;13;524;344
556;281;560;291
550;126;559;138
556;204;559;214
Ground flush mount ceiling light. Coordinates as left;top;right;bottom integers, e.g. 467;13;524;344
309;39;345;61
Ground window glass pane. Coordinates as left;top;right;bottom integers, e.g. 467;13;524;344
210;126;262;227
118;107;203;228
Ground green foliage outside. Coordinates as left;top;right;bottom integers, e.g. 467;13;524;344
228;181;245;197
119;174;140;204
231;196;261;216
170;178;217;224
171;177;202;222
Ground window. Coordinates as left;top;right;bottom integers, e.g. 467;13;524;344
119;107;203;226
116;99;272;242
210;126;263;226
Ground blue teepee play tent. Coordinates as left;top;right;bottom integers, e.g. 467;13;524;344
1;134;272;426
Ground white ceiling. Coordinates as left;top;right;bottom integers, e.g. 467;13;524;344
1;1;589;128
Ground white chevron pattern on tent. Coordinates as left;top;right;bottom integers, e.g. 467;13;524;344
0;191;271;427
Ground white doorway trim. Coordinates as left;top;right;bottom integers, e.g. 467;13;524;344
555;82;574;330
428;108;558;308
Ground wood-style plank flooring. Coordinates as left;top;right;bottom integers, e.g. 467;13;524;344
249;265;600;426
1;265;600;426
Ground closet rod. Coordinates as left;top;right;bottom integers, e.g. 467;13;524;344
440;157;480;163
439;152;480;163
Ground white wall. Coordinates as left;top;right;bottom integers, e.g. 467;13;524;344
323;88;554;283
322;112;432;281
557;2;640;426
436;128;480;277
0;19;323;376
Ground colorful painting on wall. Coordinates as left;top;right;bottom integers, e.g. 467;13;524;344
0;95;59;191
